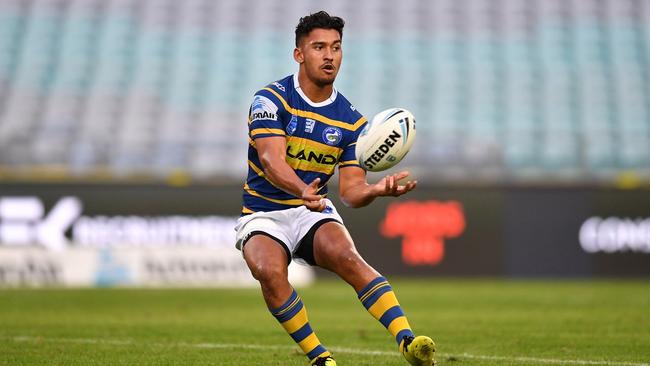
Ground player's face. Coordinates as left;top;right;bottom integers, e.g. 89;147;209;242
295;28;342;87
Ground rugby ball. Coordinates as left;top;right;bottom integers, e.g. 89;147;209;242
355;108;416;172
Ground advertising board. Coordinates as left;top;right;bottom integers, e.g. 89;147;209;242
1;183;649;283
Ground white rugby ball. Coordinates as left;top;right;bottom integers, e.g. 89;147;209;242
355;108;416;172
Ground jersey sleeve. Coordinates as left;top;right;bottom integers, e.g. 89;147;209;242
339;117;368;169
248;90;286;140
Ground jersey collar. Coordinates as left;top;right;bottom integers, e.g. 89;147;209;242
293;73;338;107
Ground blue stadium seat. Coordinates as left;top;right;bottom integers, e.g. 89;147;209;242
0;0;649;182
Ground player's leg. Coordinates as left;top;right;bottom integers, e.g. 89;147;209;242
311;222;411;336
243;234;292;307
243;234;334;365
312;222;436;365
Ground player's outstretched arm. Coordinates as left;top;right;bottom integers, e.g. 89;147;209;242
255;136;326;211
338;166;417;208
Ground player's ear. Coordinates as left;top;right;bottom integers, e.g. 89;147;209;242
293;47;304;64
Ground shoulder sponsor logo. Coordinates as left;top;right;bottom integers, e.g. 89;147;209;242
272;82;286;92
250;95;278;122
250;111;277;122
286;115;298;135
322;126;343;146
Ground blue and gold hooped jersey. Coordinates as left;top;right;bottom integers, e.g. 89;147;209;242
242;74;367;215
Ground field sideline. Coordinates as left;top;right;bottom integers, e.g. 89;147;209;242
1;279;648;365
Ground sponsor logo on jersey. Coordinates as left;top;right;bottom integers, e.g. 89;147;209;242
286;115;298;135
272;82;286;92
305;118;315;133
286;145;338;165
250;95;278;122
250;111;277;122
322;126;343;146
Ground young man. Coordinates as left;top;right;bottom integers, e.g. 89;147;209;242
235;11;436;366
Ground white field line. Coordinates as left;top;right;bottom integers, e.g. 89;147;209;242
5;335;649;366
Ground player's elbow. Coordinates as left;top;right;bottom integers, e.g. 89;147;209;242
259;152;280;175
261;155;290;184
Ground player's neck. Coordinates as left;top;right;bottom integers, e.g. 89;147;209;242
297;71;334;103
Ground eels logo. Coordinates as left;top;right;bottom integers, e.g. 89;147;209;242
322;127;342;146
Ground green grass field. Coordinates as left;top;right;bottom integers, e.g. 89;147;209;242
1;279;649;366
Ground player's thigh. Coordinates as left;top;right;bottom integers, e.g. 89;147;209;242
313;222;379;290
243;234;290;281
312;221;362;268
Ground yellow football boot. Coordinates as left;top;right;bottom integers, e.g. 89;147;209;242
310;356;336;366
400;335;436;366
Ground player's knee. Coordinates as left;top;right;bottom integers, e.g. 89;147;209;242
249;263;287;284
326;246;365;272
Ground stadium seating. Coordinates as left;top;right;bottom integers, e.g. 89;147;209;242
0;0;648;183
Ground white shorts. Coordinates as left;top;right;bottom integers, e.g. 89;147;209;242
234;199;344;266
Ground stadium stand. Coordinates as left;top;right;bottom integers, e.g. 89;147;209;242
0;0;648;184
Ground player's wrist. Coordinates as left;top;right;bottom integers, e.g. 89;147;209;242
299;185;312;198
368;183;384;198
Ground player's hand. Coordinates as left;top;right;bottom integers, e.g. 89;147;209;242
302;177;326;212
371;171;417;197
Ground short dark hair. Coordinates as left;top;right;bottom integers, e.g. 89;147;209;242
295;11;345;47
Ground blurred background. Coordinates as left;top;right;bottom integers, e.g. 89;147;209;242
0;0;649;287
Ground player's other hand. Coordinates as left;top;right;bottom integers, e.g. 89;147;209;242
302;177;326;212
372;171;417;197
